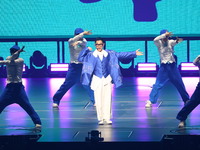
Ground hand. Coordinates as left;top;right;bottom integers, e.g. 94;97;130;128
88;47;92;51
18;46;25;53
136;49;143;56
83;30;92;35
176;37;183;43
165;32;173;37
72;41;80;47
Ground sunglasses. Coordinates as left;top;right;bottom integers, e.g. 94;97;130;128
95;44;103;46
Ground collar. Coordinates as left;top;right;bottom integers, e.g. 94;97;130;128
93;49;108;58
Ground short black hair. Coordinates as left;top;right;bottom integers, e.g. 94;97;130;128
95;37;105;44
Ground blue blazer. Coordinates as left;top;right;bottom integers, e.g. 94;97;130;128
78;48;137;88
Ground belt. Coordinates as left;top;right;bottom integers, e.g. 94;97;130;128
70;61;82;64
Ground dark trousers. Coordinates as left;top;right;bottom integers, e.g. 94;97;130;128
149;63;189;103
177;82;200;121
53;63;94;105
0;83;41;125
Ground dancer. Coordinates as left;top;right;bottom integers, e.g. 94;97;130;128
0;45;42;129
78;37;143;125
177;55;200;128
52;28;95;108
145;29;190;108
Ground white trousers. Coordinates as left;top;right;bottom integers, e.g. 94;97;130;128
92;76;112;121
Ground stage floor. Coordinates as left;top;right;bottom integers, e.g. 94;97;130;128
0;77;200;143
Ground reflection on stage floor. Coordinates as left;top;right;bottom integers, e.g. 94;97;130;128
0;77;200;143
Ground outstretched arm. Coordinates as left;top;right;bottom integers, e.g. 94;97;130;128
7;46;25;61
70;30;92;47
175;37;183;43
136;49;143;56
154;32;173;42
0;47;25;65
116;48;143;61
154;32;173;47
78;47;91;62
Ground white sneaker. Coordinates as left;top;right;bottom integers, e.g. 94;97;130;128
35;124;42;128
52;103;59;108
105;120;112;125
98;120;104;125
145;100;152;108
178;121;185;128
35;124;42;132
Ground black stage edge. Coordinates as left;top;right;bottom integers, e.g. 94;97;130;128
0;134;42;150
20;141;161;150
34;135;200;150
2;135;200;150
161;134;200;150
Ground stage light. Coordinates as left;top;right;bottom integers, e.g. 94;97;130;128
50;63;69;71
180;62;199;71
85;130;104;142
137;63;157;71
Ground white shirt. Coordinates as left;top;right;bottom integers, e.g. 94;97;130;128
0;51;24;84
154;34;177;64
93;49;108;61
68;33;87;63
90;49;111;91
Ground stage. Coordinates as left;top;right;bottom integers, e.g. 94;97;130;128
0;77;200;150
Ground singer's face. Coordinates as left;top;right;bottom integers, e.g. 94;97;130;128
95;40;104;52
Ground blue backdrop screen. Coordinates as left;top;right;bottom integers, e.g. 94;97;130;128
0;0;199;67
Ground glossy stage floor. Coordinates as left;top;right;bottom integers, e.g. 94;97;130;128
0;77;200;150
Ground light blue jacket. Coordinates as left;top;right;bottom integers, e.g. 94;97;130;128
78;48;137;88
